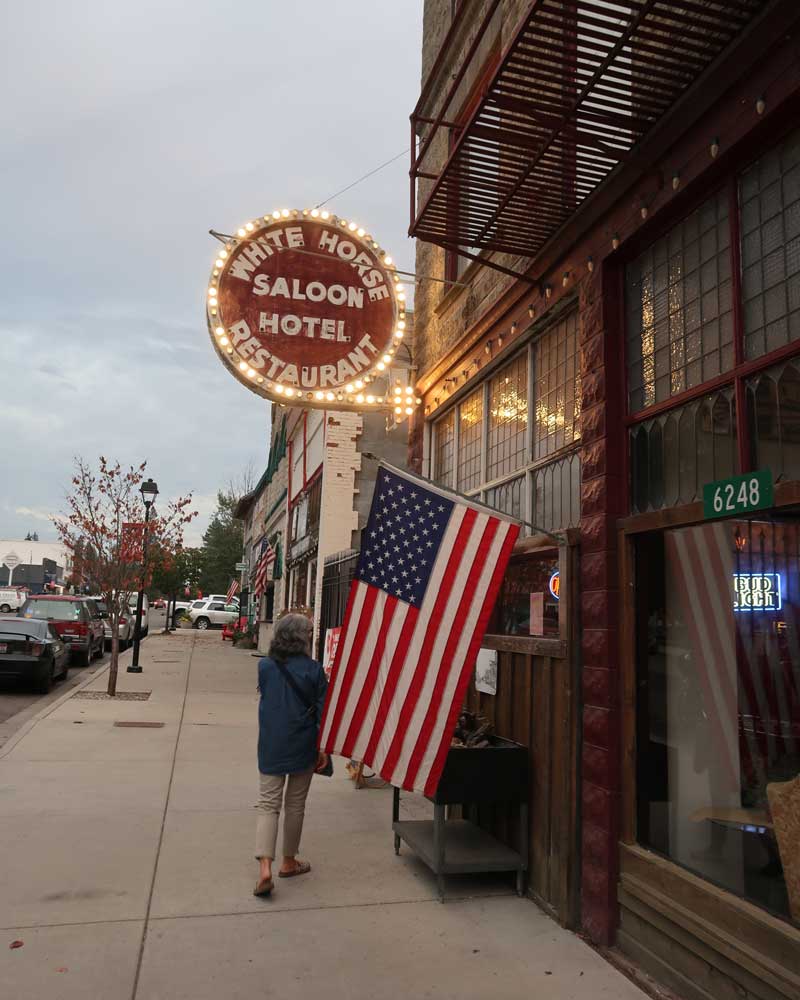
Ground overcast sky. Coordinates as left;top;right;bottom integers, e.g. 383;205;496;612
0;1;422;546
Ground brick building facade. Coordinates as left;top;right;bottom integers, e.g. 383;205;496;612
410;3;800;998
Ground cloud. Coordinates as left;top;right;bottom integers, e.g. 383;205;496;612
0;1;422;547
14;505;55;522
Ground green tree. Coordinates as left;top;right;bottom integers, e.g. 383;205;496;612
150;546;203;599
199;492;243;594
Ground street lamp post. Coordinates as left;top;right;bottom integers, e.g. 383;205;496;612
128;478;159;674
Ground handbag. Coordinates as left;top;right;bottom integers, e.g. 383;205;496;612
273;658;333;776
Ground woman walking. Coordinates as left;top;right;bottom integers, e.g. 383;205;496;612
254;613;329;898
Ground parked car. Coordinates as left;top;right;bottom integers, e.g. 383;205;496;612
0;615;70;692
0;588;26;613
152;598;166;609
94;599;135;651
207;594;240;607
188;599;239;630
19;595;104;665
128;594;149;637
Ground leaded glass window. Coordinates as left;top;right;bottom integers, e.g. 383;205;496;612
433;411;455;487
747;355;800;483
534;310;581;459
626;189;733;411
629;387;737;513
457;389;483;491
740;127;800;360
532;452;581;532
485;475;525;522
488;353;528;481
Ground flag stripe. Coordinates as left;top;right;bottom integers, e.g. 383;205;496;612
319;580;368;748
387;511;493;786
339;594;401;759
403;515;500;790
423;521;519;797
321;584;380;750
361;508;468;768
348;603;415;763
377;508;478;781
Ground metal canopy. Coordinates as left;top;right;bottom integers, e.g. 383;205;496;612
410;0;769;259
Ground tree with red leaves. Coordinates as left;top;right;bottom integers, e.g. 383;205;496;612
55;457;196;696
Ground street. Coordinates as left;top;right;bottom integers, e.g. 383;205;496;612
0;609;169;749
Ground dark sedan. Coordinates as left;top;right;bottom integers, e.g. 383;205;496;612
0;616;70;693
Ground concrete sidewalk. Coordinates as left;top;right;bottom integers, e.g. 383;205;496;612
0;630;648;1000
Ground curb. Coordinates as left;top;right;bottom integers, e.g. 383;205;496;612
0;657;111;760
0;633;180;761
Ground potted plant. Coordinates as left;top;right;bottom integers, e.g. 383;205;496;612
232;621;257;648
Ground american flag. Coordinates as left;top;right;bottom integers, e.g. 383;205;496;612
253;538;276;597
318;464;520;796
225;579;240;604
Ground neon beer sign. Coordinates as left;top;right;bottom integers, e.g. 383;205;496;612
733;573;783;612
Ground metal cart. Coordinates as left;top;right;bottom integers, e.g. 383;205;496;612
392;736;529;901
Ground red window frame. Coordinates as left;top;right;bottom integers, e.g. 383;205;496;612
622;121;800;483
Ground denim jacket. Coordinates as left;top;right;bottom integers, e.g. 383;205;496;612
257;654;328;775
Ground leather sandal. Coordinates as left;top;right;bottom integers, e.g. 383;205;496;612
278;860;311;878
253;876;274;897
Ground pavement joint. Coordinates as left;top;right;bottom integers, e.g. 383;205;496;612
130;633;197;1000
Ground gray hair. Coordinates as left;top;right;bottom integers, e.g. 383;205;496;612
268;613;313;661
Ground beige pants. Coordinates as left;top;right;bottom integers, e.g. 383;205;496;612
255;769;314;860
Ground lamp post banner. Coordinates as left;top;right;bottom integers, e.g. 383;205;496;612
207;210;406;409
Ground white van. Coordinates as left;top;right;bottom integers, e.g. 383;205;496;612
0;588;25;613
128;594;150;637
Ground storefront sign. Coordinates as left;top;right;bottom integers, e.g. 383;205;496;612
702;470;773;520
733;573;783;612
322;626;341;679
206;209;407;410
475;648;498;695
549;571;560;600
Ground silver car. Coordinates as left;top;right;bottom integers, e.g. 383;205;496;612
103;607;135;650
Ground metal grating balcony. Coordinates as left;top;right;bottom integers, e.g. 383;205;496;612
410;0;771;260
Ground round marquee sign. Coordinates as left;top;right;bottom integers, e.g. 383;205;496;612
206;209;407;409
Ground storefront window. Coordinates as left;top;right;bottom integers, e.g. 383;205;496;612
487;553;560;638
433;410;455;487
630;387;738;513
636;516;800;926
747;355;800;483
532;452;581;532
627;189;733;411
429;312;581;533
488;353;528;480
485;475;525;522
740;127;800;360
534;310;581;459
458;388;483;491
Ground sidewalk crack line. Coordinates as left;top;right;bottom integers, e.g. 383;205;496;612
130;635;196;1000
